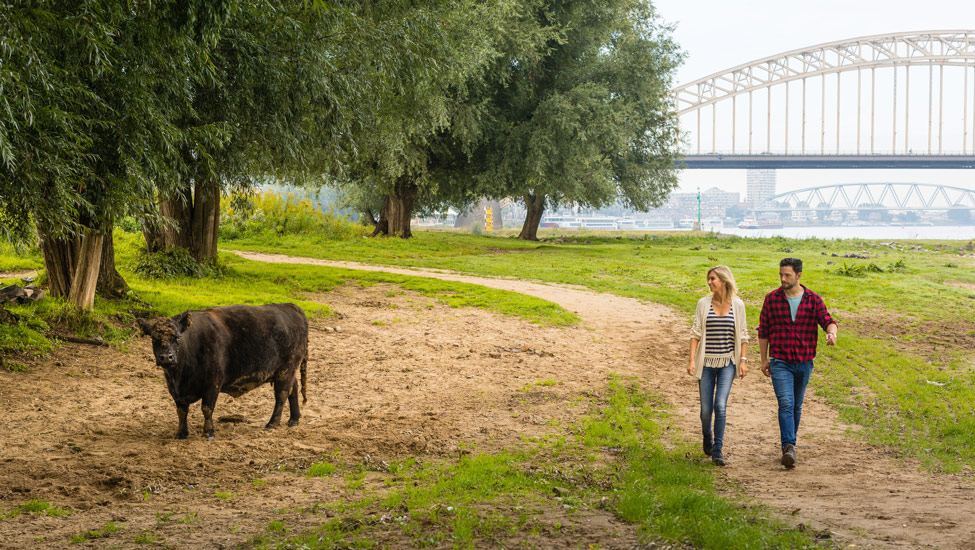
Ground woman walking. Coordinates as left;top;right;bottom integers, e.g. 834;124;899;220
688;266;749;466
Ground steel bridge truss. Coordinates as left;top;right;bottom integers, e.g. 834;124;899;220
755;182;975;212
672;31;975;156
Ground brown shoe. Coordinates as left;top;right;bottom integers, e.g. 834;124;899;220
781;444;796;468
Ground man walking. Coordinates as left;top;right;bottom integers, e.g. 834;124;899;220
758;258;837;469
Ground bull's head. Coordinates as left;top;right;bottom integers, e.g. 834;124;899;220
138;311;192;367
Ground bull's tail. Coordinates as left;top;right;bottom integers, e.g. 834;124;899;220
300;355;307;404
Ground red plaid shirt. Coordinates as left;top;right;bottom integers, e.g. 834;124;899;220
757;285;835;363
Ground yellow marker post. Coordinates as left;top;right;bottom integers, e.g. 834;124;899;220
484;206;493;231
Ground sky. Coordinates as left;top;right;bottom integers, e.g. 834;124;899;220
652;0;975;198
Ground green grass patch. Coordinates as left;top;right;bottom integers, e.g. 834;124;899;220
257;376;824;549
0;241;42;273
70;521;123;543
133;530;159;544
815;338;975;472
306;460;337;478
587;377;825;548
2;499;71;519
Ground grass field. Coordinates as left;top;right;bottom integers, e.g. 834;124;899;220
3;223;974;547
225;229;975;473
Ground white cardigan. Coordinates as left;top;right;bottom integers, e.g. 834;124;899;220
689;294;749;380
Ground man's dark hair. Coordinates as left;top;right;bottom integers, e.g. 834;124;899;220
780;257;803;273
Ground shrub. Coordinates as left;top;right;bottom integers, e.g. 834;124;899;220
132;247;225;279
220;191;366;241
833;263;866;277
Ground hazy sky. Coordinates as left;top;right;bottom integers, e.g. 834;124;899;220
652;0;975;197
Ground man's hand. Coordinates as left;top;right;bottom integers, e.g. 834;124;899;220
825;332;837;346
687;360;695;377
761;359;771;377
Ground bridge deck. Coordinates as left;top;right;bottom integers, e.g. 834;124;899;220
681;155;975;169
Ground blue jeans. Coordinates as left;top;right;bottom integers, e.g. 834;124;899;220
769;358;815;447
699;362;736;452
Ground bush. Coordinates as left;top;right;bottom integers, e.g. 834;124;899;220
132;247;225;279
220;191;367;241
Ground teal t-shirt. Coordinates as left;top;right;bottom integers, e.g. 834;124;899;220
786;291;804;321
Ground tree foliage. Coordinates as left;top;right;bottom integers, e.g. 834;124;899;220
1;1;234;307
464;0;684;239
335;0;557;237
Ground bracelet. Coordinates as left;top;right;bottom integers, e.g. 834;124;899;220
739;357;748;362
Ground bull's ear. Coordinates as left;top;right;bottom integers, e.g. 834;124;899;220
137;318;153;336
174;311;192;332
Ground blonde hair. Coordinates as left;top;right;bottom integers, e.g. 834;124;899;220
707;265;738;303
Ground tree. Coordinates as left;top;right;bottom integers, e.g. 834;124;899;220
947;208;972;224
1;2;232;308
816;201;832;224
339;0;555;238
725;204;747;221
464;0;683;240
143;2;375;260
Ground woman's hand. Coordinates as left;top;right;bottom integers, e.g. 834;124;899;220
739;361;749;379
687;360;695;377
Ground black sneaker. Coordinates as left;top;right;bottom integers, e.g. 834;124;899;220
712;450;726;466
703;435;713;457
781;444;797;468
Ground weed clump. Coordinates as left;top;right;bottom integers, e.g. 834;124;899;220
132;247;225;279
221;191;367;241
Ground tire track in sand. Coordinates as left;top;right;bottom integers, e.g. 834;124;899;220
233;250;975;549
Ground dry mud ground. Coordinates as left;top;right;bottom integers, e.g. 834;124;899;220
1;253;973;549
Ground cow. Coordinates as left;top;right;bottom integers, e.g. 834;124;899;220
138;303;308;440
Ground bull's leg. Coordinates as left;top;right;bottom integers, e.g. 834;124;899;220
287;379;301;427
175;404;190;440
201;387;220;440
265;377;292;430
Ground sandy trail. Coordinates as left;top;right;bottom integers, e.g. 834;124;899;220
235;250;975;549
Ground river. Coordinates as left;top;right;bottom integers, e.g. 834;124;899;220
716;225;975;240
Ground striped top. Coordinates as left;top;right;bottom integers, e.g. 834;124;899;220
703;304;735;367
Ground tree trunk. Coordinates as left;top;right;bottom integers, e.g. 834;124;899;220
39;227;104;310
97;229;129;298
67;231;104;310
517;193;545;240
372;178;418;238
40;231;78;300
144;179;221;261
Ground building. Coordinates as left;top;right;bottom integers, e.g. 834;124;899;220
702;187;740;211
663;188;740;221
746;169;776;207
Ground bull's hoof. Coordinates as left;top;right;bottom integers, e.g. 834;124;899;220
287;419;300;427
177;432;188;440
264;423;279;431
206;434;215;441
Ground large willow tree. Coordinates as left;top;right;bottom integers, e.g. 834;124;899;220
143;2;376;261
1;1;232;308
470;0;684;240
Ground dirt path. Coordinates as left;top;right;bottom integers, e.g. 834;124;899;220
234;250;975;549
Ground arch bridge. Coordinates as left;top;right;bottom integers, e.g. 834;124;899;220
754;183;975;212
672;31;975;168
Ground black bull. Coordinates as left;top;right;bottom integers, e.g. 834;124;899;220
138;303;309;440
